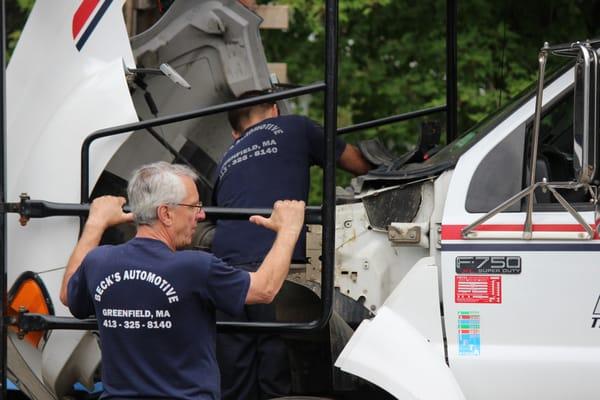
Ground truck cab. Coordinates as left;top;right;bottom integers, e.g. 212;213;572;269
334;48;600;399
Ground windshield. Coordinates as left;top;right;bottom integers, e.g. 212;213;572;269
421;62;573;169
424;93;530;166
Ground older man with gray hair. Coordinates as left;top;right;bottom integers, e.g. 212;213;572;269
59;161;305;400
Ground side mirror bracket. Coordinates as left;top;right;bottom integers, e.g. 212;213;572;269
572;43;599;183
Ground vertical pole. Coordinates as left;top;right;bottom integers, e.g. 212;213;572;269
446;0;458;143
523;49;548;239
0;0;7;397
321;0;337;325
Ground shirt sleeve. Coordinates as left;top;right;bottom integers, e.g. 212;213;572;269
67;263;95;319
304;116;347;166
206;256;250;316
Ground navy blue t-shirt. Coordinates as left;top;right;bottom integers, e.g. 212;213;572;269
212;115;346;266
67;237;250;400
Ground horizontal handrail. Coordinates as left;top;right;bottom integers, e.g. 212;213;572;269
6;198;323;225
81;82;326;203
337;105;446;135
12;312;327;335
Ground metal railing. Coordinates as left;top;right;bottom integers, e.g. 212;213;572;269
1;2;6;398
337;105;446;136
80;83;326;203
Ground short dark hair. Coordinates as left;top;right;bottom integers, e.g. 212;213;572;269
227;90;275;133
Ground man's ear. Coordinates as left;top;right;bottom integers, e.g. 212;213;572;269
157;204;173;226
270;103;279;117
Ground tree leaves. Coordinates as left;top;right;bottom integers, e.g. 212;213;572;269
260;0;600;202
8;0;600;203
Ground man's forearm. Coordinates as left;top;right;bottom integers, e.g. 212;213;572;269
59;196;132;306
245;200;304;304
339;144;373;175
59;219;106;306
248;230;298;304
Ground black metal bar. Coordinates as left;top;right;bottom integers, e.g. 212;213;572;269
14;313;324;334
0;0;6;396
81;83;325;202
16;314;98;333
8;199;323;225
337;105;447;135
206;206;322;225
318;0;338;330
18;198;92;218
446;0;458;142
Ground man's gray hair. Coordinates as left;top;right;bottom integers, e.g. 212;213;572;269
128;161;198;225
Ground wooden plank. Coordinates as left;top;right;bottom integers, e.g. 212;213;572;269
256;5;289;30
268;63;288;84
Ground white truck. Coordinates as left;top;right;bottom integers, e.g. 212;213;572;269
5;1;600;399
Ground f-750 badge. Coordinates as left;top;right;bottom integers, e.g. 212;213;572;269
455;256;521;274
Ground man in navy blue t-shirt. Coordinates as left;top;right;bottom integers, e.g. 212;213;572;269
213;91;372;399
60;161;305;400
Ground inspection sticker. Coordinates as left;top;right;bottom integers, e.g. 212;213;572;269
455;275;501;304
458;311;480;356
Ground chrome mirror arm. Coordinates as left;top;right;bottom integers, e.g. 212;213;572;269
524;46;549;239
462;181;597;240
462;183;540;239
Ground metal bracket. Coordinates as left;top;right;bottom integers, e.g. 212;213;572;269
462;180;596;240
12;311;98;337
0;201;19;214
388;225;421;244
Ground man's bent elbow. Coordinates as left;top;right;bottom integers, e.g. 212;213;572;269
246;277;278;304
59;291;68;307
248;288;276;304
261;288;277;304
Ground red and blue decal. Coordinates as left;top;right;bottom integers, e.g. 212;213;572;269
72;0;113;51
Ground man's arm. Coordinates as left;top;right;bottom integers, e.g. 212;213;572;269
338;143;374;176
59;196;133;306
245;200;305;304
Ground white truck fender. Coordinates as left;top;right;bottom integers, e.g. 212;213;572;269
335;257;465;400
42;331;101;398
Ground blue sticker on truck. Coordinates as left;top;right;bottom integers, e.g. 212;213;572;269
458;311;480;356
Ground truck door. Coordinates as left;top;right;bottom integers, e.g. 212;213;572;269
441;66;600;400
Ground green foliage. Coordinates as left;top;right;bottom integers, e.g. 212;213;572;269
17;0;35;8
7;0;35;58
7;0;600;205
261;0;600;204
